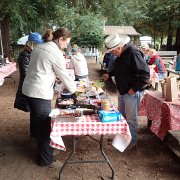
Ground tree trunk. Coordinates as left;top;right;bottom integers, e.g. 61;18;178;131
160;34;163;50
166;18;173;50
0;16;10;57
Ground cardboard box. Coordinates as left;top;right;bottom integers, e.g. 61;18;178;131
98;110;123;123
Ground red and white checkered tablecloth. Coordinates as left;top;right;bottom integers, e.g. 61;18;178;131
50;114;131;152
139;91;180;140
0;62;17;85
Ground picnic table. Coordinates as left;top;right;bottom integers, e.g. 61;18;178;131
139;91;180;140
0;62;16;85
50;113;131;180
157;51;177;61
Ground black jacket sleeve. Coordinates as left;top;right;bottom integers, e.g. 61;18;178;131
130;50;150;92
18;50;30;78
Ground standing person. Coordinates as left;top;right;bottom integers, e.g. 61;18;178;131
102;52;115;69
141;44;150;64
70;45;88;81
107;52;116;74
14;32;43;138
22;28;77;167
148;48;166;79
102;34;150;149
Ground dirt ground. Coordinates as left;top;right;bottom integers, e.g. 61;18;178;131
0;57;180;180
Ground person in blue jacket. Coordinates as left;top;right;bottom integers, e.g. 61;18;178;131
103;52;115;69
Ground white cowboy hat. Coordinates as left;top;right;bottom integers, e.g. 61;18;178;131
103;34;130;53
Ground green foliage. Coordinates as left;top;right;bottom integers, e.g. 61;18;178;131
71;32;104;48
1;0;38;39
54;7;104;48
136;0;180;49
0;0;180;50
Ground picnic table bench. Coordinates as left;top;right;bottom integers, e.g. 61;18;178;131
164;130;180;159
157;51;177;68
158;51;177;63
82;48;100;63
157;51;177;58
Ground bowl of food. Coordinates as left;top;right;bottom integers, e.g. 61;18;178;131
60;92;73;99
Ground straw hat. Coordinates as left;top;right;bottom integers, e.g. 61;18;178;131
103;34;130;52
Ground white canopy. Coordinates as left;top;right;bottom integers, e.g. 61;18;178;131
17;35;29;45
140;36;152;46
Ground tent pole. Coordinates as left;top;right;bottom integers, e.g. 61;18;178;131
0;26;4;58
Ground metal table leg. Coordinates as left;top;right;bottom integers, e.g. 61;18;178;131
100;135;115;179
58;135;115;180
58;136;77;180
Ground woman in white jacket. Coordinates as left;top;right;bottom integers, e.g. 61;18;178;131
22;28;77;167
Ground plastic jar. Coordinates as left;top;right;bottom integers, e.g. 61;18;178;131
101;99;110;111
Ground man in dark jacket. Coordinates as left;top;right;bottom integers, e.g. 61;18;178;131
102;34;150;149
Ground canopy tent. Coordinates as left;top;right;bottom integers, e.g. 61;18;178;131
17;35;29;45
140;36;152;46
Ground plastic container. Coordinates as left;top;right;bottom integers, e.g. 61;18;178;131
98;110;123;123
101;99;110;111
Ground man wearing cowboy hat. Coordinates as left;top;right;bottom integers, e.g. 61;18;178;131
102;34;150;149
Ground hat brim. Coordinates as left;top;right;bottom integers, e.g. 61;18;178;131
102;35;130;54
34;39;43;44
102;43;121;54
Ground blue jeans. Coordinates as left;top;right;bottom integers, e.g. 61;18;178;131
157;72;166;79
118;91;145;145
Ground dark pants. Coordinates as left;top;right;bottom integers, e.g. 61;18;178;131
27;97;53;166
30;112;36;137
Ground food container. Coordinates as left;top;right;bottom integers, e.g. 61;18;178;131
58;109;82;117
60;92;74;99
101;99;110;111
98;110;123;123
